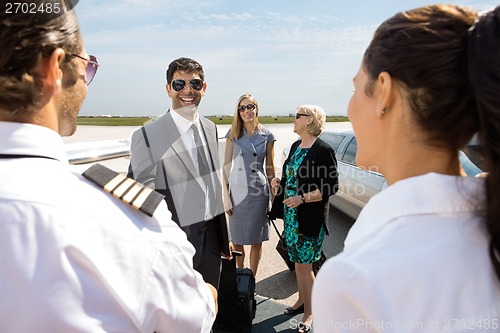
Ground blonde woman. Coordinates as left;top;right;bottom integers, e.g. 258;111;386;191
269;105;338;332
223;94;276;275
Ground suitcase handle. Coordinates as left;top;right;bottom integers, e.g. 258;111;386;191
231;250;242;258
219;251;243;297
221;250;242;260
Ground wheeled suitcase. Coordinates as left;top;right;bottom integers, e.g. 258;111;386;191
213;252;256;333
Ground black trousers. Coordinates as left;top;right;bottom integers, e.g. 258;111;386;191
193;220;222;288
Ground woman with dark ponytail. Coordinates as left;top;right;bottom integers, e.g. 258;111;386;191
313;5;500;332
468;7;500;280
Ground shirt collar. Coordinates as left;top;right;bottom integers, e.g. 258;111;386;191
0;121;68;163
170;108;200;135
344;173;486;249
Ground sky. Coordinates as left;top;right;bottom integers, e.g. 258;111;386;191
75;0;496;117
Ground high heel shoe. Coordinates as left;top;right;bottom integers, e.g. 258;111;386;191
283;303;304;315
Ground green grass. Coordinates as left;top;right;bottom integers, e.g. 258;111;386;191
77;117;153;126
77;115;349;126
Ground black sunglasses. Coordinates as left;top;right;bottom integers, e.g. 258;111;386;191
295;113;310;119
238;104;256;112
170;79;204;92
69;53;99;85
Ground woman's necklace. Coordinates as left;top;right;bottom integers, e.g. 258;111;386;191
245;126;256;136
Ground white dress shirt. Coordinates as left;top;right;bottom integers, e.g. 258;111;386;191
170;109;215;221
313;173;500;332
0;121;215;333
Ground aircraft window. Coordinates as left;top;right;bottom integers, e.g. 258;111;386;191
320;133;345;151
342;137;357;164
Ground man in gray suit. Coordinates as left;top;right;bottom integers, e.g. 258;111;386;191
128;57;230;287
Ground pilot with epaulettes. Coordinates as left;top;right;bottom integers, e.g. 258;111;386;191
0;3;217;332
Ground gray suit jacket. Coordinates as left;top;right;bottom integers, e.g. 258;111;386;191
128;110;230;262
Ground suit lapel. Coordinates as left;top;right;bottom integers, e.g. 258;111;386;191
236;134;254;154
251;127;268;148
236;126;267;154
199;117;218;170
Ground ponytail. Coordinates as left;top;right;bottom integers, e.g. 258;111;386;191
468;6;500;280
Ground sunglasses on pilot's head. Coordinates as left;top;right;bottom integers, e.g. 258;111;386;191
295;113;309;119
170;79;204;92
69;53;99;85
238;104;256;112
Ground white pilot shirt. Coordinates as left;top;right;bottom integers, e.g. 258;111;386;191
312;173;500;332
0;121;215;333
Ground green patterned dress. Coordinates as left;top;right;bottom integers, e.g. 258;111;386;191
284;147;325;264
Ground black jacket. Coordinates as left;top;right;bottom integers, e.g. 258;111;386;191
269;138;338;237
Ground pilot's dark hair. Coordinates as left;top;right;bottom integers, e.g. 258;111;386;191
166;57;205;84
363;4;500;280
0;0;82;117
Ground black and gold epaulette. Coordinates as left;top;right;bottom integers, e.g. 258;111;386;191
82;164;164;217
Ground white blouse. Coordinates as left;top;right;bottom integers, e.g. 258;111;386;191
313;173;500;332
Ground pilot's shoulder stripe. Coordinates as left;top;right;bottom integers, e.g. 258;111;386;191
113;178;135;198
104;173;127;193
83;164;164;217
132;187;154;210
122;183;143;204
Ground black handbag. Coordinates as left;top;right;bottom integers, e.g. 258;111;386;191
270;218;296;272
313;250;327;275
269;218;326;274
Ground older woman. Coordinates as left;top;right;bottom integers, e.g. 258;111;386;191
269;105;338;333
224;94;276;275
313;5;500;332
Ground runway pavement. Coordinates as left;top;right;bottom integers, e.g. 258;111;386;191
64;121;355;332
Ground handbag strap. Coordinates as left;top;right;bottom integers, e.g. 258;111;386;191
269;218;286;243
